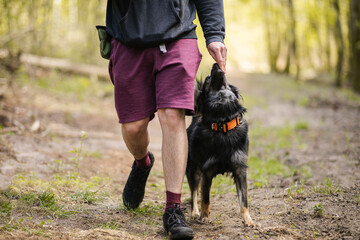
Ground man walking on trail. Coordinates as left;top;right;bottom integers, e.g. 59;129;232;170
105;0;226;238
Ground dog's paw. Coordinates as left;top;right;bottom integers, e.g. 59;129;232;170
200;216;212;223
200;210;210;219
244;217;256;227
200;211;212;223
191;211;200;219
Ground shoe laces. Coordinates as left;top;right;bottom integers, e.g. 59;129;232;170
166;206;187;227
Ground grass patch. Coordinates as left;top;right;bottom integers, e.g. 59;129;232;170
211;175;237;195
297;96;310;107
312;204;324;218
248;156;290;188
313;178;342;195
70;189;100;204
0;196;12;218
1;188;71;218
18;69;113;101
125;202;164;227
247;121;311;187
249;124;296;151
84;151;103;159
340;88;360;103
100;220;123;230
242;94;268;109
0;171;110;221
287;179;305;200
128;202;164;217
295;120;309;131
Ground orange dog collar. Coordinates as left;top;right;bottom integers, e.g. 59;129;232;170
211;116;240;133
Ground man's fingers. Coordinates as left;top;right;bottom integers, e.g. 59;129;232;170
215;50;225;73
221;46;227;72
208;49;216;62
207;42;227;73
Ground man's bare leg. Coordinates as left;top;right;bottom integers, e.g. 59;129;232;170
157;108;187;194
159;108;194;238
121;117;154;209
121;117;150;160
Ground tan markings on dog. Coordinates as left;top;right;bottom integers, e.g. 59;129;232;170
191;189;200;218
201;202;210;219
241;207;255;226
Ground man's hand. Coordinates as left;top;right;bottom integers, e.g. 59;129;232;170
207;41;227;73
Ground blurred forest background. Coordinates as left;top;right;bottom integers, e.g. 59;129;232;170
0;0;360;91
1;1;360;239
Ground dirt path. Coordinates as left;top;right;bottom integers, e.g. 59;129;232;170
0;72;359;239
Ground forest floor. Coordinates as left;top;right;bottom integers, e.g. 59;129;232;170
0;68;359;239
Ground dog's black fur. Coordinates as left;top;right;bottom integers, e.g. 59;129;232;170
186;63;254;226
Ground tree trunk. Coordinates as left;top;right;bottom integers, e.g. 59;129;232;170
324;1;332;72
263;0;276;72
349;0;360;92
288;0;299;80
333;0;344;88
283;43;290;74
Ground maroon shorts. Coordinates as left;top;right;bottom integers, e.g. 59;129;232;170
108;39;202;123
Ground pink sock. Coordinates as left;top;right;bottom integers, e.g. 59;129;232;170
135;152;151;169
165;190;181;212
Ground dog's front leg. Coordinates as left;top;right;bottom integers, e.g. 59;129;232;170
234;171;255;227
191;185;200;218
188;171;201;218
200;174;212;220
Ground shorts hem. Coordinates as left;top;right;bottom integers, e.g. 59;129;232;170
118;108;156;124
156;104;194;116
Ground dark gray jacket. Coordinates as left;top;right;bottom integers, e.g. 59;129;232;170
106;0;225;48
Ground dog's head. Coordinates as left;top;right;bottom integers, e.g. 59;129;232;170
196;63;246;122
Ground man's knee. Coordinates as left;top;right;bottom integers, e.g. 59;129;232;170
158;108;185;129
122;118;149;140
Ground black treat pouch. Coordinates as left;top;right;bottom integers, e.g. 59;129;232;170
96;25;111;60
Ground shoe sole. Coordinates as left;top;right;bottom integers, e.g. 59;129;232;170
167;230;194;239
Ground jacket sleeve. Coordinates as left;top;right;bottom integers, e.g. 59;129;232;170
193;0;225;46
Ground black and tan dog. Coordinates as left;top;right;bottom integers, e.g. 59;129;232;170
186;63;254;226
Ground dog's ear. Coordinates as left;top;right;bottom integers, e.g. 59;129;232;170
229;84;241;99
196;76;210;113
203;76;211;93
194;79;204;114
196;88;205;113
194;78;203;101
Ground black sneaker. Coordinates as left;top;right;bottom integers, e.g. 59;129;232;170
163;205;194;239
122;152;155;209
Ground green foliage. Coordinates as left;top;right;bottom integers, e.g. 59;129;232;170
211;175;237;195
0;197;12;218
250;124;294;150
287;179;305;199
354;194;359;204
249;156;290;188
0;0;106;63
294;120;309;131
84;151;103;159
19;70;113;101
312;204;324;218
297;96;310;107
100;221;122;230
70;131;87;170
0;169;110;221
313;178;342;195
70;189;102;204
340;88;360;103
1;188;68;218
128;202;164;217
247;119;313;187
